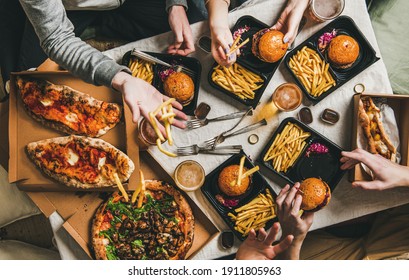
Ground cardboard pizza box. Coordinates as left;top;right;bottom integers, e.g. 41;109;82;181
8;71;140;191
351;93;409;181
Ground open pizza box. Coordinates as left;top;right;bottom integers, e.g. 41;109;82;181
350;93;409;181
8;70;140;191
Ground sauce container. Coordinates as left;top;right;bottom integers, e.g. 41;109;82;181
321;108;339;124
298;107;313;124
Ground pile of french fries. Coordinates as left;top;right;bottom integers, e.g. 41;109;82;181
230;156;259;187
263;122;311;173
128;57;154;84
228;188;276;237
148;98;177;157
211;64;264;100
289;46;336;97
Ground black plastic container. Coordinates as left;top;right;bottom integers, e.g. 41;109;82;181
122;51;202;116
208;15;285;108
201;151;278;241
284;16;380;104
258;117;346;191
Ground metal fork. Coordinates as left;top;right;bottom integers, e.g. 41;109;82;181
131;49;196;77
203;118;267;148
176;145;242;156
186;110;250;130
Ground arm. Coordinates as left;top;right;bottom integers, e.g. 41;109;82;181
272;0;309;44
340;148;409;190
167;2;195;56
19;0;187;131
206;0;237;67
275;183;314;260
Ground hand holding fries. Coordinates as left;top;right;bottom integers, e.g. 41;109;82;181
211;63;264;100
228;188;276;237
263;122;310;173
289;46;336;97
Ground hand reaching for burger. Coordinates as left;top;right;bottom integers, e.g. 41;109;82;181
112;72;187;135
236;223;294;260
340;148;409;190
271;0;309;45
276;183;314;260
167;5;195;56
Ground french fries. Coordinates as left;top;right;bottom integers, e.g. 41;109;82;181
289;46;336;97
227;35;250;56
128;57;154;84
263;122;310;173
228;188;276;237
113;173;129;202
137;172;146;209
211;64;264;100
132;170;145;204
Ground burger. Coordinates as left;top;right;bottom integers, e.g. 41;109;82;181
252;29;288;63
327;35;360;69
298;177;331;212
218;165;250;197
163;72;194;106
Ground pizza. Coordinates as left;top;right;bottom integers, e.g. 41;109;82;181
358;96;397;162
16;76;122;137
91;180;194;260
26;135;134;188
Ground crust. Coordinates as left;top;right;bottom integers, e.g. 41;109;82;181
16;76;122;137
358;99;377;154
91;180;194;260
26;135;135;188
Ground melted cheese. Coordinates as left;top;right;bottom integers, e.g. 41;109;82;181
66;149;79;166
40;99;53;107
65;112;79;123
98;157;106;170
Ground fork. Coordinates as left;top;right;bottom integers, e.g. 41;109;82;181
186;110;250;130
203;118;267;148
131;49;195;77
176;145;242;156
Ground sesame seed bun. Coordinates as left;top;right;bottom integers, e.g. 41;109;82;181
252;30;288;63
163;72;194;106
327;35;359;69
299;178;331;212
218;165;250;197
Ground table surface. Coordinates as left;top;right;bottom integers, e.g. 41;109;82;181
53;0;409;260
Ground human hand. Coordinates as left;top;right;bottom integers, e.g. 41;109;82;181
210;25;238;67
167;6;195;56
236;223;293;260
112;72;187;135
271;0;309;44
276;183;314;259
340;148;409;190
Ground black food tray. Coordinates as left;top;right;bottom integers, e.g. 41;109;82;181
201;151;278;241
122;51;202;116
258;117;346;191
284;15;380;104
208;15;285;108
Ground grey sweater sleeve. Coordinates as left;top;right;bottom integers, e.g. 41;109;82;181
166;0;188;12
19;0;130;87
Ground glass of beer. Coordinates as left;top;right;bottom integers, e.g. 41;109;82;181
308;0;345;23
272;83;303;112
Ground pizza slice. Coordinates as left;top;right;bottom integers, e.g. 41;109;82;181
26;135;135;189
16;76;122;137
358;96;397;162
91;180;194;260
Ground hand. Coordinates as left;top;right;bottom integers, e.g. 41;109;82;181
112;72;187;135
276;183;314;259
340;148;409;190
236;223;293;260
271;0;309;44
167;6;195;56
210;25;238;67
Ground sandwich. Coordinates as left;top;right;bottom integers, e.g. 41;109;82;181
163;72;194;106
358;96;397;162
251;29;288;63
298;178;331;212
218;165;250;197
327;35;359;69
